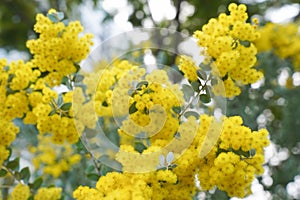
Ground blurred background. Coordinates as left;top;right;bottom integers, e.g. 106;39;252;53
1;0;299;199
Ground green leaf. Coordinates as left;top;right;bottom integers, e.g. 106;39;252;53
136;81;148;90
172;106;181;114
100;165;114;176
47;12;64;23
85;165;95;174
48;109;57;116
197;69;207;80
199;63;211;71
168;163;178;170
182;84;194;101
174;132;181;139
56;12;64;21
30;177;43;190
190;81;201;92
62;19;69;26
61;76;69;85
7;157;19;171
57;94;63;106
205;86;214;98
144;88;154;94
47;13;59;23
74;63;81;72
129;102;138;114
240;40;251;48
184;111;200;119
199;94;211;103
250;149;256;157
87;173;100;181
20;167;30;184
0;169;8;177
60;102;72;111
134;142;147;153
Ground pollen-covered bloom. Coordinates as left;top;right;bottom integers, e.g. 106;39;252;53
29;134;81;177
254;22;300;71
26;9;93;87
194;3;263;97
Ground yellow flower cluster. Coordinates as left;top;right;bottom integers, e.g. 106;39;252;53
75;113;269;199
178;55;199;81
9;183;61;200
119;69;183;145
34;187;62;200
73;170;180;200
0;59;32;121
29;134;81;177
93;60;141;117
197;115;269;198
26;9;93;87
30;90;80;144
254;23;300;71
0;59;20;166
194;3;263;97
0;9;94;146
9;183;30;200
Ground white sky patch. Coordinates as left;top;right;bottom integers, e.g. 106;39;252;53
79;0;104;48
179;1;195;23
102;0;128;13
148;0;176;22
278;68;289;86
265;4;300;23
0;49;29;62
292;72;300;86
178;37;204;64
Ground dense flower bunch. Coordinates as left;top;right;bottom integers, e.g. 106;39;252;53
9;183;62;200
194;3;263;97
197;115;269;197
0;9;93;199
26;9;93;87
254;22;300;71
0;9;93;145
29;134;81;177
73;113;269;199
1;3;271;200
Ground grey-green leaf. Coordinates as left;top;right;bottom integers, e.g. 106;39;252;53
200;94;211;103
47;13;59;23
60;102;72;111
191;81;201;92
172;106;181;114
20;167;30;184
7;158;19;171
87;173;100;181
134;142;147;153
136;81;148;90
240;40;251;48
30;177;43;190
197;69;207;80
166;152;174;165
184;111;200;119
182;84;194;101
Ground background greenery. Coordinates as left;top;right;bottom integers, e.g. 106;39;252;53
1;0;299;199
